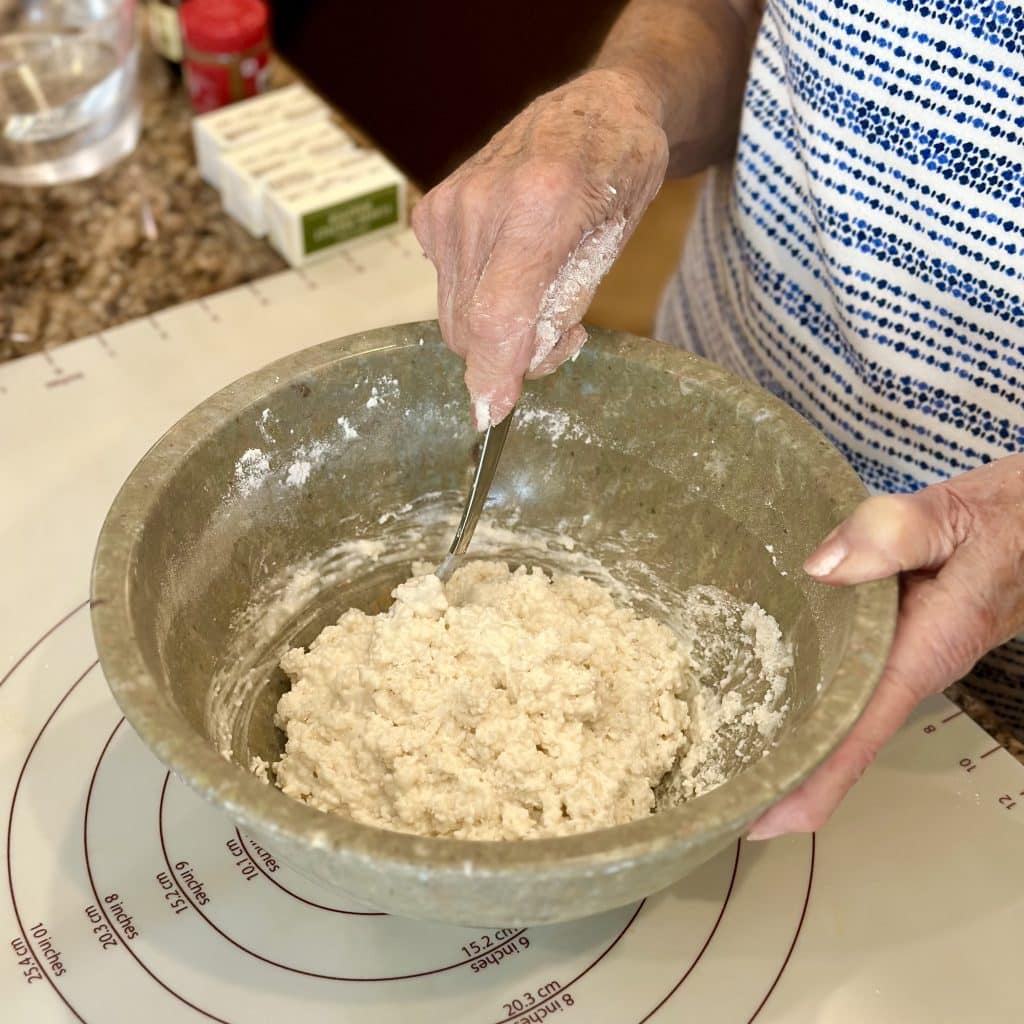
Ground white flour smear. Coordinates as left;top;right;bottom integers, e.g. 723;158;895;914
234;448;270;496
285;440;329;488
228;409;362;502
364;374;400;410
515;403;594;445
473;396;492;431
336;416;359;440
530;215;626;372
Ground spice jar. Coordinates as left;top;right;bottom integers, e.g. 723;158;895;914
146;0;184;73
180;0;270;114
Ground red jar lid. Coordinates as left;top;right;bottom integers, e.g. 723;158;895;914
180;0;268;54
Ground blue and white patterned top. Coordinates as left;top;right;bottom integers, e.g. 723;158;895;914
657;0;1024;717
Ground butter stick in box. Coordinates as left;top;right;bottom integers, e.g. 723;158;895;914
264;153;408;267
192;83;330;188
220;121;356;237
253;148;372;233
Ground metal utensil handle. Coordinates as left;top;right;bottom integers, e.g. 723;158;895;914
447;407;516;558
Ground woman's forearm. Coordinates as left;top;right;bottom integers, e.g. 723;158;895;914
593;0;762;174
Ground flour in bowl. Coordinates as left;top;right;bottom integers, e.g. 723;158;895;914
272;560;692;840
269;559;793;840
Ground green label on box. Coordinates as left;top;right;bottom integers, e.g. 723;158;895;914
302;185;399;254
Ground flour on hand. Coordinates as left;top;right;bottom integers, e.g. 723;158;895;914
530;215;626;372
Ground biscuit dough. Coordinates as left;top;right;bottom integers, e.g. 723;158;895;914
272;560;692;840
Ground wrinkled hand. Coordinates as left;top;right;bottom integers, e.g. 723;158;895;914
412;69;668;428
748;454;1024;840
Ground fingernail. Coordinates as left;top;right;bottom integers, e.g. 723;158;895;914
804;543;847;578
745;823;781;842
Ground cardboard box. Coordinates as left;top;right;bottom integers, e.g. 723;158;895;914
220;121;356;236
191;84;330;188
264;153;408;266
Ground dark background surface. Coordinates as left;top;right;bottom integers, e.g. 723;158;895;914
269;2;626;188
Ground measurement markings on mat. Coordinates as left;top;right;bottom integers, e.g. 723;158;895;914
922;706;1022;816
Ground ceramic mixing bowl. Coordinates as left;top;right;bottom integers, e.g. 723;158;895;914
91;321;896;926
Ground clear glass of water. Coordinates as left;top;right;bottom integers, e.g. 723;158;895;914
0;0;140;185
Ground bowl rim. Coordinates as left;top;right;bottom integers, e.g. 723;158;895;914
91;320;897;873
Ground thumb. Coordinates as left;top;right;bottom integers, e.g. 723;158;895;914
455;247;548;429
462;321;531;429
747;562;980;840
463;367;524;430
745;659;921;839
803;486;971;585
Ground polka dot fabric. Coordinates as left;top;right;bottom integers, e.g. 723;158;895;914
657;0;1024;730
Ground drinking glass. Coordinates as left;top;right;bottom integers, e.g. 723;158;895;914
0;0;140;185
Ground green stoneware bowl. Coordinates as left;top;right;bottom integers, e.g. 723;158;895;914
91;320;896;926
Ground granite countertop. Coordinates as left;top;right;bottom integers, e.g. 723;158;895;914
0;49;288;362
947;683;1023;760
2;46;1019;766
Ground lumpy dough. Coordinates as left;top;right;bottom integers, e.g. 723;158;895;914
273;560;691;840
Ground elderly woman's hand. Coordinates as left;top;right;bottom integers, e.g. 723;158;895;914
411;69;668;428
748;453;1024;840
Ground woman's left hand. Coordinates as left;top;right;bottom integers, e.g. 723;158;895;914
747;453;1024;840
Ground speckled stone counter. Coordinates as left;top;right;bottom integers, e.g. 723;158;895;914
0;50;287;362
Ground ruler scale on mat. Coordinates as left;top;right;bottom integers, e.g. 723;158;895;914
2;229;1022;1022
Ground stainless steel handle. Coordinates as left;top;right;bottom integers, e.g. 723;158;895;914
436;406;516;581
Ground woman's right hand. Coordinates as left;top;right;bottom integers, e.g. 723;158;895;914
411;68;669;428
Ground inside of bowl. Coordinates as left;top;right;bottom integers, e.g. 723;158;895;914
129;325;860;815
